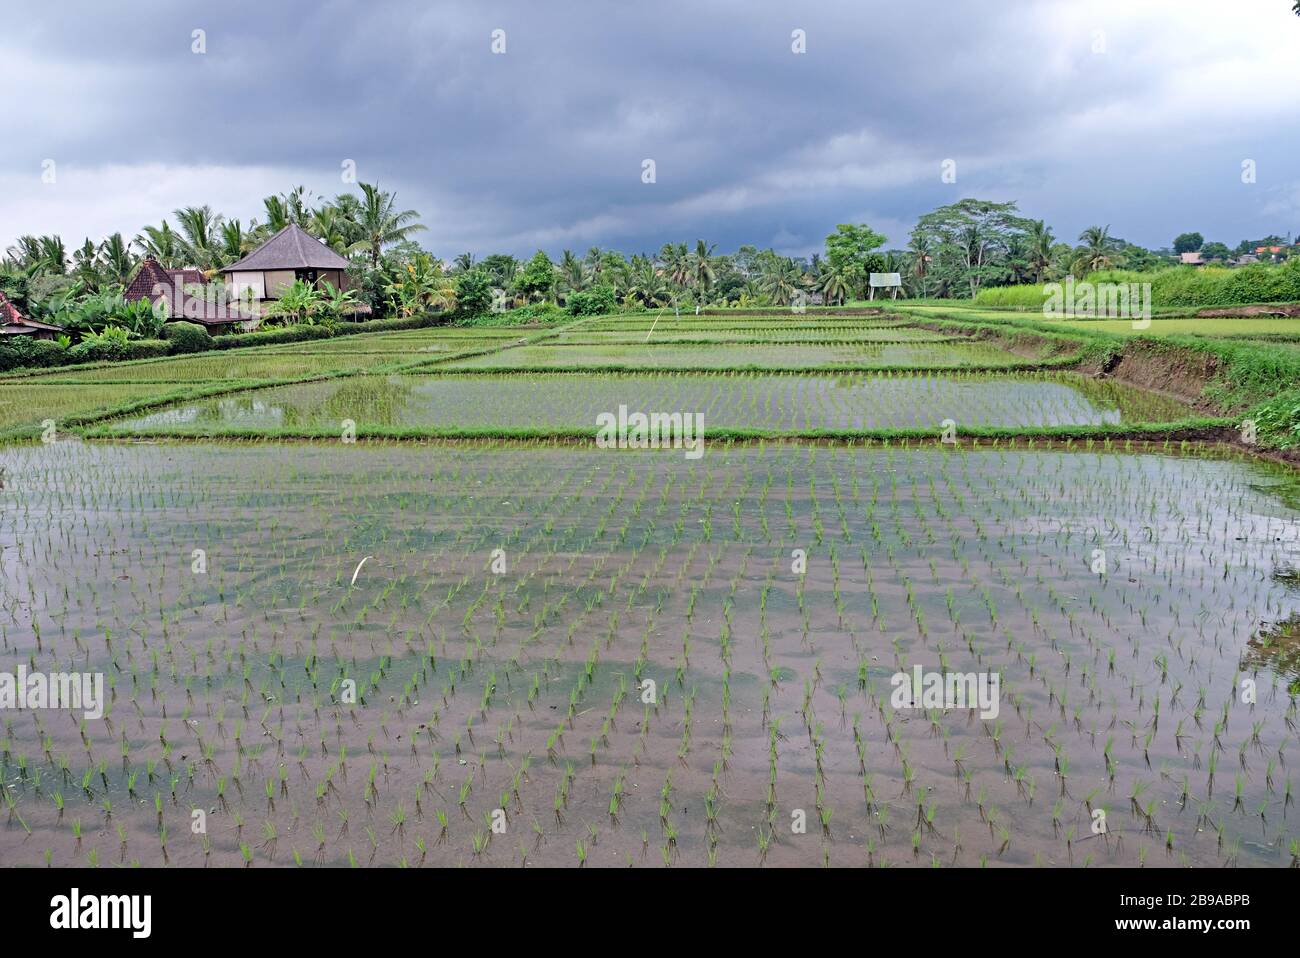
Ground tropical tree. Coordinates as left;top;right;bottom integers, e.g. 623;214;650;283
912;199;1028;298
758;255;804;306
136;222;184;268
350;182;426;271
219;220;255;264
515;251;558;303
174;205;225;270
384;253;456;316
658;242;691;289
98;233;137;287
557;249;589;297
1074;225;1118;274
906;233;935;298
1024;220;1056;282
819;262;854;305
690;240;717;302
627;255;670;307
824;223;887;298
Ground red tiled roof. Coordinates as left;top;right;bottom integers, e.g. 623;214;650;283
0;291;62;333
167;268;207;288
124;259;175;304
0;291;22;325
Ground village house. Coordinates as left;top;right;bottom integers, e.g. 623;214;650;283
220;224;366;314
123;258;253;334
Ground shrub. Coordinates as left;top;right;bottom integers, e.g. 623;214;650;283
454;302;568;327
0;337;70;372
162;321;213;354
565;284;618;316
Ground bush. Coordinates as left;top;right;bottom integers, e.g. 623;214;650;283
0;337;70;372
162;321;213;354
214;312;439;350
69;336;169;364
565;284;618;317
456;302;568;327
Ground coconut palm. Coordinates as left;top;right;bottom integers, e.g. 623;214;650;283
174;205;225;270
628;255;670;307
349;183;426;271
1075;225;1117;275
98;233;137;287
819;262;853;305
134;223;184;269
1025;220;1056;282
690;240;717;302
262;195;290;234
309;206;351;254
658;242;691;289
758;255;803;306
218;220;257;265
558;249;589;296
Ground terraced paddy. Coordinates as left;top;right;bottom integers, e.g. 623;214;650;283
1;310;1296;871
104;371;1193;436
438;341;1041;371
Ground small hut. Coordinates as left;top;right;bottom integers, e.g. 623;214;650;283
0;292;61;340
220;224;360;311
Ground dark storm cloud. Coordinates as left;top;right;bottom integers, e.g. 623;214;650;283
5;0;1300;257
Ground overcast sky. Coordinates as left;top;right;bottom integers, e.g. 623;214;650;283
4;0;1299;260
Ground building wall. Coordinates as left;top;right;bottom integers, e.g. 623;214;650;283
227;271;265;300
225;268;349;301
264;270;297;298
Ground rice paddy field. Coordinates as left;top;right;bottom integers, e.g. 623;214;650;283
895;303;1300;341
2;311;1298;870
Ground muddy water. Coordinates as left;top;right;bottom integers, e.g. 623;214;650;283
0;442;1296;867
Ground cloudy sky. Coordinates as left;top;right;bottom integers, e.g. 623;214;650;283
5;0;1299;260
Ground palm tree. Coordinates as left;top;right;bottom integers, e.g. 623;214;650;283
819;262;853;305
690;240;717;302
1075;225;1116;275
351;183;426;271
174;205;225;270
135;222;184;268
36;235;68;275
309;206;350;254
453;252;476;273
98;233;136;287
658;242;691;289
219;220;255;265
73;239;101;291
628;255;670;307
1025;220;1055;282
758;256;803;306
262;195;290;233
557;250;589;296
904;233;935;297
